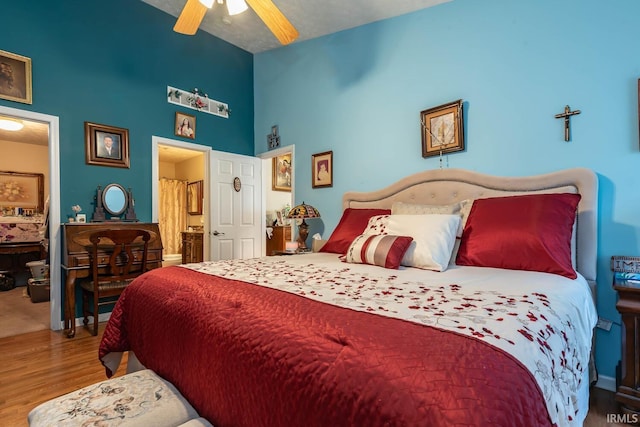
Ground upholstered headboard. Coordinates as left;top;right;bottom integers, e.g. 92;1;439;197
342;168;598;287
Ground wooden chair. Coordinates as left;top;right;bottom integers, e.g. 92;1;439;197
81;229;151;336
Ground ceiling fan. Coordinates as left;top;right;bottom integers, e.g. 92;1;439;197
173;0;299;45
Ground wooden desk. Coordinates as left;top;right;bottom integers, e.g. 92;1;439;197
61;222;163;338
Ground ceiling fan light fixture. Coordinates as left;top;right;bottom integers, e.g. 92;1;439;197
226;0;248;16
0;118;24;131
199;0;215;8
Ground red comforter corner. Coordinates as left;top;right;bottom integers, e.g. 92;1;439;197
100;266;552;427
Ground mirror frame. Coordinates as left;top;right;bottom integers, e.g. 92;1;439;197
187;180;203;215
102;183;128;216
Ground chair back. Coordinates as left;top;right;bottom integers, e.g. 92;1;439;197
89;229;151;285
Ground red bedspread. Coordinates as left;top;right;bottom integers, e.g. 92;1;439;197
100;266;552;427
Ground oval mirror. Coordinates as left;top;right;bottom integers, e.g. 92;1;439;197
102;183;127;216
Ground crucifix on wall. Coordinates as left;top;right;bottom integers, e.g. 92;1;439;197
554;105;581;142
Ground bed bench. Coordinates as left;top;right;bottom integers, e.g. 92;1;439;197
28;369;212;426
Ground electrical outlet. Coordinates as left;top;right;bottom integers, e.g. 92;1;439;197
596;317;613;331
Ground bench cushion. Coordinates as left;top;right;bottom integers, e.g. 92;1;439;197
28;369;201;426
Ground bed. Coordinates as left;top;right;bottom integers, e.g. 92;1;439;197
100;167;598;427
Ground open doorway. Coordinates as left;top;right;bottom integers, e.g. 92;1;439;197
151;136;210;262
259;145;294;255
0;105;61;332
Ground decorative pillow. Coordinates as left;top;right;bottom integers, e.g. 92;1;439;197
381;214;460;271
392;200;473;237
455;193;581;279
319;208;391;254
362;215;391;235
345;234;413;269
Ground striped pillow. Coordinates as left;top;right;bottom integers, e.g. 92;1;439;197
345;234;413;269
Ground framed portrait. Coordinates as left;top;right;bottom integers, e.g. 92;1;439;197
0;171;44;212
272;153;292;192
187;180;203;215
420;99;464;158
0;49;32;104
84;122;130;168
175;111;196;140
312;151;333;189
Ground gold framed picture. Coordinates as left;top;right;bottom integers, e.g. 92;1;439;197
420;99;464;158
0;49;32;104
0;171;44;212
175;111;196;139
312;151;333;189
84;122;130;168
272;153;292;192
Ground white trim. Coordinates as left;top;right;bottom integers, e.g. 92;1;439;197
0;105;62;330
151;136;211;258
595;374;616;392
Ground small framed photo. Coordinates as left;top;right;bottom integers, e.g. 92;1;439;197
0;49;32;104
312;150;333;188
175;112;196;139
76;213;87;223
420;99;464;158
272;154;292;192
84;122;130;168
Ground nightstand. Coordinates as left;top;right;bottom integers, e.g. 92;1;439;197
612;256;640;416
266;226;291;256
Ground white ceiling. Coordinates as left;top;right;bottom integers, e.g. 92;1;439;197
142;0;451;54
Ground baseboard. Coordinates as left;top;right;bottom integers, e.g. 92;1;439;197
73;312;112;326
595;374;616;392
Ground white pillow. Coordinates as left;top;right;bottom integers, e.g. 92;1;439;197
380;214;460;271
392;200;473;238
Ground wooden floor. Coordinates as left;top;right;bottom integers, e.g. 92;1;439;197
0;326;629;426
0;326;128;427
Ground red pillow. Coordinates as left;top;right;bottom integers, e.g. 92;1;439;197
455;193;581;279
320;208;391;254
345;234;413;269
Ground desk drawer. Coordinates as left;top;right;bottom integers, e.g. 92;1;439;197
69;249;162;268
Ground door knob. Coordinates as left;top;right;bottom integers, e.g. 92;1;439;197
212;230;225;236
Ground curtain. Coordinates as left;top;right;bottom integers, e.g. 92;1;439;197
159;178;187;255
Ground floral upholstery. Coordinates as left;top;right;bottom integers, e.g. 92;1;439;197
28;369;211;426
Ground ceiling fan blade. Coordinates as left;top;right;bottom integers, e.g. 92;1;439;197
173;0;208;35
245;0;299;45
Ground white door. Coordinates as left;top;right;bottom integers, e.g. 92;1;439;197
210;150;262;260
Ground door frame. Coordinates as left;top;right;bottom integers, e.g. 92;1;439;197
151;136;211;259
258;144;295;255
0;105;62;330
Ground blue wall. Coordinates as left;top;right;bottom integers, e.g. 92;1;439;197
0;0;254;222
254;0;640;380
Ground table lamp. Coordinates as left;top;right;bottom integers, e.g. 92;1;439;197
286;201;320;252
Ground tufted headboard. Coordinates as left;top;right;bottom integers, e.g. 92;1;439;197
342;168;598;288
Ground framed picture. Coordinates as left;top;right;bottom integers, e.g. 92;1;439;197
312;151;333;188
84;122;130;168
420;99;464;158
175;112;196;139
0;171;44;212
0;49;32;104
187;180;203;215
272;153;292;192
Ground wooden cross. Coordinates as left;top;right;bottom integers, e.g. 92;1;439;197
554;105;581;141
